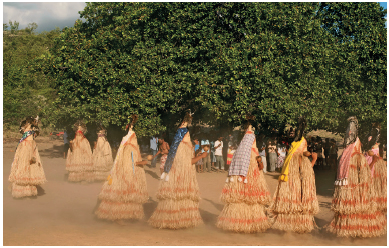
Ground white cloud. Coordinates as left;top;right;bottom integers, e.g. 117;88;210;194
3;2;86;32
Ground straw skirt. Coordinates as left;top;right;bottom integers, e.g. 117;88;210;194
216;151;271;233
270;153;319;233
326;153;386;237
371;158;387;212
148;140;203;229
95;134;148;220
66;134;94;182
93;136;113;181
9;139;46;198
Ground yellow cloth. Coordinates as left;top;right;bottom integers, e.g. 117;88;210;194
279;137;305;182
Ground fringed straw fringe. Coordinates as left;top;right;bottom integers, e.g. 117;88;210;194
9;139;47;187
371;158;387;212
93;137;113;173
11;183;37;198
94;171;111;181
331;154;375;214
96;135;148;221
95;200;145;220
98;143;148;203
155;142;200;201
271;213;318;233
148;198;203;229
216;203;271;233
150;139;203;229
221;152;271;205
68;171;95;182
66;135;93;172
325;210;387;238
269;153;318;215
300;157;319;214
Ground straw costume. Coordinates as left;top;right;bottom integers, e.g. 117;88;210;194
149;112;205;229
363;124;387;212
216;120;271;233
326;117;386;238
95;115;149;221
269;117;319;233
93;126;113;181
66;121;94;182
9;116;47;198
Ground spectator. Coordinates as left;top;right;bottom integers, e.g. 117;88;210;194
307;136;318;168
324;138;331;169
153;137;170;175
329;139;338;171
223;133;233;169
193;138;203;173
150;136;158;168
258;135;267;173
316;136;324;170
267;138;278;172
201;136;211;172
226;143;236;170
194;138;200;152
277;139;287;172
210;134;216;169
214;136;224;171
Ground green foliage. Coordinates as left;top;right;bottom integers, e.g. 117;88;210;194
3;23;61;129
317;2;387;137
38;3;386;138
8;20;19;34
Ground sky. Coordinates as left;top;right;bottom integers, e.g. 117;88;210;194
3;2;87;33
2;2;388;33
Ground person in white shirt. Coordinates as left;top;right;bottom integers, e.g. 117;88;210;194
201;137;211;172
214;136;224;171
150;136;158;168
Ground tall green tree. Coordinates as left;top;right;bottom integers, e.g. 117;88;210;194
317;2;387;136
3;23;60;128
39;3;386;137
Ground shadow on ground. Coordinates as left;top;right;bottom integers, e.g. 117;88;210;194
203;198;224;212
144;169;160;180
39;145;64;159
199;208;219;227
144;198;158;219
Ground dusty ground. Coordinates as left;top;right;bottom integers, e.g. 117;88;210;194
3;137;387;246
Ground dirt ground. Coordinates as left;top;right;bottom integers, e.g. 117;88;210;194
3;137;387;246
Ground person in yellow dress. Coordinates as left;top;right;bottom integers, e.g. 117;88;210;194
269;117;319;233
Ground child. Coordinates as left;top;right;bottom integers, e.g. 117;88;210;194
195;148;204;173
256;156;264;170
226;144;236;169
277;141;287;172
152;137;170;175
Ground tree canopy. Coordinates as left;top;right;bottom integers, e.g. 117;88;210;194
37;2;386;138
3;22;60;128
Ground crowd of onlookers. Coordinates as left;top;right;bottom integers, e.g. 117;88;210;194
146;128;346;175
